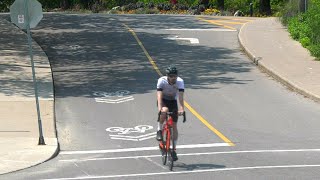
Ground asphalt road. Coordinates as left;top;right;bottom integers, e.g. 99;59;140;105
2;14;320;180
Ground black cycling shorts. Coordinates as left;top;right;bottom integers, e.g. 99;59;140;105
157;99;178;122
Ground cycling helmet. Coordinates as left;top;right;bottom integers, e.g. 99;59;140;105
166;65;178;75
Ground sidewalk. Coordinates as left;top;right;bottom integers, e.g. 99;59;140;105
0;18;58;174
0;16;319;175
239;17;320;103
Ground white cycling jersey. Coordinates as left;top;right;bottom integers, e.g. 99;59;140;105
157;76;184;100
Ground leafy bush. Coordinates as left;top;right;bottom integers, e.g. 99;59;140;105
286;0;320;59
203;8;220;15
175;3;189;10
146;2;155;9
136;2;145;8
157;3;172;11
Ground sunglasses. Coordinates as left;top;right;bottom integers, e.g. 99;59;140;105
168;74;177;78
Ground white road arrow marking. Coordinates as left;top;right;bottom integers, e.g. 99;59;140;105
110;132;156;141
110;132;156;139
166;37;199;44
95;96;134;103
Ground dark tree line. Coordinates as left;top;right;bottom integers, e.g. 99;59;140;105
0;0;272;15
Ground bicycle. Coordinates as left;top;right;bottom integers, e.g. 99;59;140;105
158;111;186;171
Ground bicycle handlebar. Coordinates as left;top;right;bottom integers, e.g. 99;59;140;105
157;111;186;123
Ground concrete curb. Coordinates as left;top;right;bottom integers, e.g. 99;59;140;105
238;19;320;103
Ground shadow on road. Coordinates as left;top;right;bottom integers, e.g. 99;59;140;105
0;13;254;98
174;162;226;171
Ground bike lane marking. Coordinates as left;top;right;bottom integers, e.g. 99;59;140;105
122;23;235;146
42;164;320;180
60;148;320;161
60;143;230;155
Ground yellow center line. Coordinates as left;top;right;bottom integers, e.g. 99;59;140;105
122;24;162;76
212;20;245;25
197;17;237;31
123;23;235;146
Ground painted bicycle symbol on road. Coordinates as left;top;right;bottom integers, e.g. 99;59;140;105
106;125;155;141
106;125;153;135
93;90;130;98
93;90;134;104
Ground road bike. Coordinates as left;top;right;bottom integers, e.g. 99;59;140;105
158;111;186;171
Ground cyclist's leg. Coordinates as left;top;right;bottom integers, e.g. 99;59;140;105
156;100;169;141
168;100;178;146
167;100;179;161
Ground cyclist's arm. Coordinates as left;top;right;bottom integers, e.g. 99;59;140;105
177;78;185;113
157;90;163;112
178;90;184;113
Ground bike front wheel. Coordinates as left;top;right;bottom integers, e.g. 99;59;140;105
161;146;167;165
168;128;174;171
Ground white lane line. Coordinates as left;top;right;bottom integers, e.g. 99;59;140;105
60;143;230;155
60;148;320;162
60;155;160;162
165;28;237;32
144;157;166;170
41;164;320;180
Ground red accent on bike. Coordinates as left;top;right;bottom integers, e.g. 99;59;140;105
159;142;164;149
168;117;173;126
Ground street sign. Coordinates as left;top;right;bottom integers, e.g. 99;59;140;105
10;0;43;29
9;0;46;145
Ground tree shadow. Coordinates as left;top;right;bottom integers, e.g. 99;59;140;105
0;16;53;98
0;13;254;98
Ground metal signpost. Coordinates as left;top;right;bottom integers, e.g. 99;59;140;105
10;0;45;145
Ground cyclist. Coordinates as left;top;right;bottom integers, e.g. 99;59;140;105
156;65;185;161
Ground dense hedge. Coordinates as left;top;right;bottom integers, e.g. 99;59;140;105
282;0;320;59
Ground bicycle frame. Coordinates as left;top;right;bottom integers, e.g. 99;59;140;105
157;111;186;171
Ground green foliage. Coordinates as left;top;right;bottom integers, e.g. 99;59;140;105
0;0;14;12
286;0;320;59
279;0;300;25
0;0;286;15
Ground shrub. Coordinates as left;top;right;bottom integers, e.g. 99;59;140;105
136;2;144;8
146;2;155;9
286;0;320;59
175;3;189;10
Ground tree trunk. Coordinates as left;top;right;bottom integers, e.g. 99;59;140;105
60;0;70;10
299;0;308;13
199;0;209;7
259;0;271;16
217;0;224;11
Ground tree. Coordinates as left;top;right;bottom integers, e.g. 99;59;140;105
259;0;271;15
60;0;71;10
217;0;224;11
